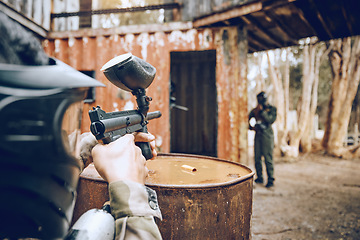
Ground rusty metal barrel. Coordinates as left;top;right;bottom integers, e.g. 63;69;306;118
73;153;254;239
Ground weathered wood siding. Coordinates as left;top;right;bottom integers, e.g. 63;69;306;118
1;0;51;29
52;0;80;31
175;0;256;21
43;23;249;164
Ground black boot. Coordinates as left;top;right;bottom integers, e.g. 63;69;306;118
265;181;274;188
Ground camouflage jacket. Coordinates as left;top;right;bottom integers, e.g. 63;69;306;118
109;180;163;240
249;104;277;136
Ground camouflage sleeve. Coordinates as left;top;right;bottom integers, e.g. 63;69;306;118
249;109;255;119
260;105;277;125
109;180;163;240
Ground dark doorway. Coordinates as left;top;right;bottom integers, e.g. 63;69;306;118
170;50;217;157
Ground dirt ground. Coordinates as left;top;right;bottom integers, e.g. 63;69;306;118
249;152;360;240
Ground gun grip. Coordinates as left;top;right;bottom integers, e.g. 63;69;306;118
136;141;153;160
136;125;153;160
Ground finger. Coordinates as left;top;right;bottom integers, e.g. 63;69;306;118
122;133;135;142
149;139;156;149
111;134;135;147
79;132;99;168
134;132;155;142
152;148;157;159
133;144;146;163
145;166;149;178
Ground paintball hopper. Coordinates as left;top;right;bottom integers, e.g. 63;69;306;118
101;53;156;92
98;53;159;160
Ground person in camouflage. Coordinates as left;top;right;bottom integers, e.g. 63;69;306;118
90;133;163;239
249;91;277;188
0;10;162;238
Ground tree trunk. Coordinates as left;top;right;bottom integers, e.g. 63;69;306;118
322;36;360;158
255;53;266;93
283;48;290;146
267;49;293;156
297;44;315;152
300;42;332;152
286;43;316;156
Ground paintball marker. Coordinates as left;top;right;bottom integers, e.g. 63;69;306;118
89;53;161;159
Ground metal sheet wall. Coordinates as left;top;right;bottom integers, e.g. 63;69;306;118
43;23;249;164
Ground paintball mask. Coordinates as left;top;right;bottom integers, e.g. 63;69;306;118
257;91;267;106
0;58;104;239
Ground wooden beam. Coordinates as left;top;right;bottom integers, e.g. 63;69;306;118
307;0;333;39
263;10;299;44
248;42;258;52
241;15;283;48
0;1;47;38
48;21;193;39
247;31;275;50
193;1;262;28
340;0;354;36
262;0;297;11
51;3;181;18
293;5;318;38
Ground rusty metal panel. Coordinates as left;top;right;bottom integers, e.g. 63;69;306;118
43;25;248;163
152;178;253;240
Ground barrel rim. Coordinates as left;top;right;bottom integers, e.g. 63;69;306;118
79;164;107;183
79;153;255;188
145;153;254;189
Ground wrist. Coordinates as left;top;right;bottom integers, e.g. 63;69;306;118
107;172;145;185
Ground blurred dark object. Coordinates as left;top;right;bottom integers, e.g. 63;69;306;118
0;11;49;65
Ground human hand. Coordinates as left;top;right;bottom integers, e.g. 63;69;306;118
91;134;147;184
249;117;256;130
78;132;98;168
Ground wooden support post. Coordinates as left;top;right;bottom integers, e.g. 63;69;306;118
237;24;249;165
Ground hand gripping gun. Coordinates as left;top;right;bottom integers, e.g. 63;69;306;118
89;53;161;159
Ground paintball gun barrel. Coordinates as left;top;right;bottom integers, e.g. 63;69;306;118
89;107;161;144
89;53;161;159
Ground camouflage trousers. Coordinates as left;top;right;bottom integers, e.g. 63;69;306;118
254;131;274;183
